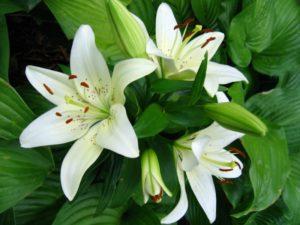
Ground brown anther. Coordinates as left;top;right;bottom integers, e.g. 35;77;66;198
219;168;234;172
65;118;73;124
151;188;163;203
80;81;89;88
229;147;246;158
84;106;89;113
201;37;216;48
218;179;233;185
43;84;54;95
183;31;194;40
174;18;195;30
235;161;242;170
69;74;77;80
55;112;62;117
201;28;214;34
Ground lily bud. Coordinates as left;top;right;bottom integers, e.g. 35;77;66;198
202;102;267;136
106;0;147;58
141;149;172;203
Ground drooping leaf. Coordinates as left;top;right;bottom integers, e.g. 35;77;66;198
14;171;64;225
0;17;9;81
234;128;290;217
0;141;54;213
0;79;35;140
134;104;169;138
0;0;22;15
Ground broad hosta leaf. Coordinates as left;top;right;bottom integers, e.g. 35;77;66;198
44;0;129;63
129;0;155;35
121;204;160;225
11;0;41;11
234;128;290;217
154;0;192;21
0;208;15;225
218;0;240;32
14;171;64;225
0;141;54;213
0;0;22;15
0;79;34;140
0;17;9;81
53;186;124;225
134;104;169;138
191;0;221;28
228;0;300;76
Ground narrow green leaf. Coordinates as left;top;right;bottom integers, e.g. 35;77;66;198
134;104;169;138
0;78;35;140
0;17;9;81
189;52;208;105
0;0;22;15
0;140;54;213
233;128;290;217
151;79;193;94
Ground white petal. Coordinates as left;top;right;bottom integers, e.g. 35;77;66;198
61;125;103;200
180;150;199;171
161;161;188;224
207;62;248;85
111;58;156;104
187;165;216;223
216;92;229;103
156;3;182;57
202;149;243;179
195;122;244;151
96;104;139;158
197;32;224;60
167;69;196;80
204;75;219;97
25;66;78;105
191;135;210;161
20;105;97;148
146;38;165;57
70;25;111;107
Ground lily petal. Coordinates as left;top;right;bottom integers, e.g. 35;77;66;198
111;58;156;104
161;160;188;224
179;150;199;171
202;149;243;179
61;125;103;201
191;135;210;161
96;104;139;158
216;92;229;103
20;104;97;148
156;3;182;57
197;32;224;60
195;122;244;151
187;165;216;223
70;25;111;107
25;66;78;105
207;62;248;85
204;76;219;97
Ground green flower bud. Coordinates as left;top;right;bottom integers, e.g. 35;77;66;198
106;0;147;58
203;102;267;136
141;149;172;203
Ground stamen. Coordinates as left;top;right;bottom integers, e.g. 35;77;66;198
218;179;233;185
84;106;89;113
201;37;216;48
80;81;89;88
43;84;54;95
55;112;62;117
65;118;73;124
201;28;214;33
151;188;163;203
69;74;77;79
235;161;242;170
174;18;195;30
219;168;234;172
229;147;246;158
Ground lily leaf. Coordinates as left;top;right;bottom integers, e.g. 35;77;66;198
0;17;9;81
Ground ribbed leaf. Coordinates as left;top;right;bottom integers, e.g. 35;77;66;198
0;141;54;213
121;204;160;225
0;79;34;140
0;17;9;81
0;0;22;15
154;0;192;21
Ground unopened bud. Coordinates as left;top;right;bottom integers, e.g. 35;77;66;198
202;102;267;136
106;0;147;58
141;149;172;203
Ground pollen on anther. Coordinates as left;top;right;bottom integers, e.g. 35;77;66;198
201;37;216;48
43;83;54;95
80;81;89;88
235;161;242;170
219;168;234;172
174;18;195;30
55;112;62;117
69;74;77;80
84;106;89;113
201;28;214;34
65;118;73;124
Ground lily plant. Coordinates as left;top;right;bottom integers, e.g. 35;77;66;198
161;93;244;224
19;25;157;201
135;3;248;97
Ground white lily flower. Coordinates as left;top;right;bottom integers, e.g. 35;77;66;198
134;3;247;97
19;25;157;201
162;93;244;224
